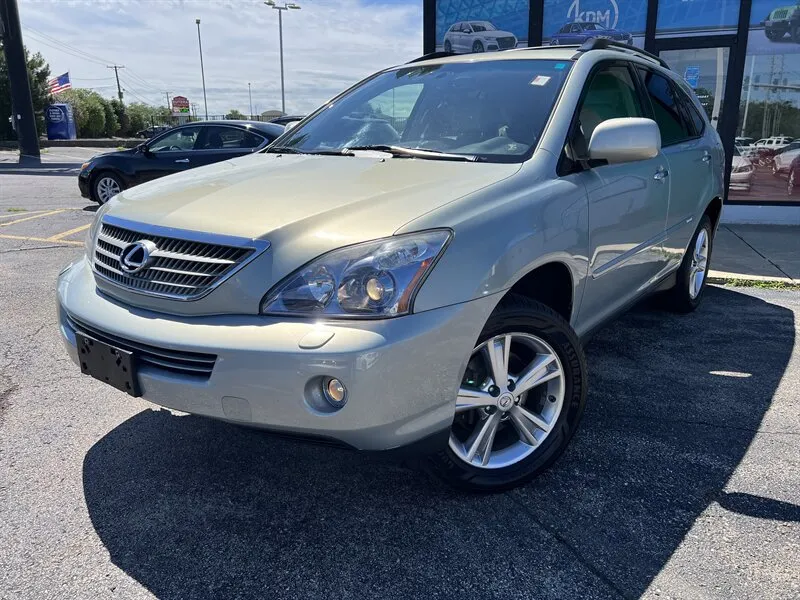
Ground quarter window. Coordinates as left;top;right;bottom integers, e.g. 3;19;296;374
637;68;693;146
579;64;644;142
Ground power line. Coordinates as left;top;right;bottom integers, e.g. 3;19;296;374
21;24;114;65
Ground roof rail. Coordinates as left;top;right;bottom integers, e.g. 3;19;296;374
406;51;455;64
572;38;669;69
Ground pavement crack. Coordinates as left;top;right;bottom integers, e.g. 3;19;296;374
722;224;796;282
505;493;632;599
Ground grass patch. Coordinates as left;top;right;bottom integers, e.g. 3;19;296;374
6;207;26;213
116;146;126;151
715;278;800;291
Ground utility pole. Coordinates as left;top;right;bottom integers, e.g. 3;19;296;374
248;82;253;118
195;18;208;120
0;0;40;161
107;64;125;102
164;92;171;110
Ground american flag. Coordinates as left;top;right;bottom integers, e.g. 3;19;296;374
48;72;72;94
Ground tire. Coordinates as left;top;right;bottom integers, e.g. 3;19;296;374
92;171;124;205
665;214;714;313
793;25;800;44
766;29;780;41
788;169;798;196
426;295;588;492
472;40;484;53
444;40;452;53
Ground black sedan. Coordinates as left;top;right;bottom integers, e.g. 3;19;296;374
79;120;284;204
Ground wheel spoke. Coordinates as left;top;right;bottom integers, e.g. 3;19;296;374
455;387;496;413
484;335;511;387
511;405;551;433
514;352;559;394
465;411;501;464
509;410;539;446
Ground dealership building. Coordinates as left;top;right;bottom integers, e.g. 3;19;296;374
423;0;800;224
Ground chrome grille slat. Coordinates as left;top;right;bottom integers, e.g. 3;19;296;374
66;314;217;378
92;219;260;301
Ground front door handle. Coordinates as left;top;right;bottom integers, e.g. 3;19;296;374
174;158;190;163
702;155;712;163
654;168;669;181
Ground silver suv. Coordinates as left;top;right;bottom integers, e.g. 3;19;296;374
58;41;724;491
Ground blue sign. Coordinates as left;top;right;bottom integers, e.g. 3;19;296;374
45;103;77;140
684;66;700;88
544;0;650;39
436;0;530;50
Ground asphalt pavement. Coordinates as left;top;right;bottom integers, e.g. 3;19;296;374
0;168;798;599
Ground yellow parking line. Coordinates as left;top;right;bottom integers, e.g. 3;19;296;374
47;223;91;241
0;233;83;246
0;210;47;221
0;209;66;227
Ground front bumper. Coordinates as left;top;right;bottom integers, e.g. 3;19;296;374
78;170;91;199
57;258;498;451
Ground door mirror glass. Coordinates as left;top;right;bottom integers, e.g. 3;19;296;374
588;117;661;164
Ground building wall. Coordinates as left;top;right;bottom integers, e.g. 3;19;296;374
424;0;800;223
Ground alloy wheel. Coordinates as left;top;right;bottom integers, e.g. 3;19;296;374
689;228;709;299
449;333;565;469
96;176;121;204
789;171;796;195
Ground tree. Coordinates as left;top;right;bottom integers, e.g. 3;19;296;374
54;89;107;138
0;43;52;140
226;108;246;119
110;99;130;136
102;98;118;137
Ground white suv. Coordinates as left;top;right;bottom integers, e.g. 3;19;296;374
443;20;518;54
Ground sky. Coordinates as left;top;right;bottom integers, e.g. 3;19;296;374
18;0;423;116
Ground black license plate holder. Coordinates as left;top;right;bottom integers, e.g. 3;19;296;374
76;332;141;397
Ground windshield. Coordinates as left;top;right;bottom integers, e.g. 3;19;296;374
274;60;572;163
582;23;607;30
471;22;496;32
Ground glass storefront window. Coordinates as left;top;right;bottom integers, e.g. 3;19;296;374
660;48;730;132
728;1;800;202
656;0;741;38
543;0;649;48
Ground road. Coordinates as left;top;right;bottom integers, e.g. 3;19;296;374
0;161;798;599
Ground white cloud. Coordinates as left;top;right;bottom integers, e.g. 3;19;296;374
19;0;423;116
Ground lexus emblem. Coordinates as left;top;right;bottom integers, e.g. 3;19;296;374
119;240;158;273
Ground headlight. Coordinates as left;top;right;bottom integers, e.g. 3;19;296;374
260;230;451;318
84;202;112;254
81;162;92;171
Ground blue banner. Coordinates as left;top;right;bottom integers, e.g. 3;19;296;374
436;0;529;50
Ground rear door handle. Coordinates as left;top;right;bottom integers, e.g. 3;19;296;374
654;168;669;181
702;155;712;163
174;158;190;163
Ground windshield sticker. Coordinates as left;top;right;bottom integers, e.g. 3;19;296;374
530;75;551;86
554;63;567;70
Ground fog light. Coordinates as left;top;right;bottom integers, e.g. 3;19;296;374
323;377;347;407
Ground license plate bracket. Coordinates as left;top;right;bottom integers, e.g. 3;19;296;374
76;332;141;397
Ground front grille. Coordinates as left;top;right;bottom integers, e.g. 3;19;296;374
93;220;256;300
67;314;217;379
497;36;516;49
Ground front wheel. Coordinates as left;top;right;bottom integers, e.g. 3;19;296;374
444;40;452;53
426;295;588;492
792;24;800;43
92;172;124;204
472;40;484;53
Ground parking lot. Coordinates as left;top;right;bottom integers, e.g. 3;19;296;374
1;157;799;599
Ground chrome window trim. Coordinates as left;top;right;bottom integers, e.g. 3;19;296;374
92;214;270;302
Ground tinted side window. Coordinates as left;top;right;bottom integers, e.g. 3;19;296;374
579;64;644;142
202;126;265;150
637;68;693;146
673;83;706;136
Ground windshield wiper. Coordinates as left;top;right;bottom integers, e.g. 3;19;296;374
265;146;357;157
344;145;481;162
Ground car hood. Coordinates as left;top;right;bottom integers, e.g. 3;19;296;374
732;155;751;167
104;152;521;244
91;147;138;161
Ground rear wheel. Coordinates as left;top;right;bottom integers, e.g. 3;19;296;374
789;169;798;195
426;295;587;492
444;40;452;53
793;24;800;43
665;214;714;313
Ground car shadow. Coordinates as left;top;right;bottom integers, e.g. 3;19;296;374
0;162;80;176
82;286;795;598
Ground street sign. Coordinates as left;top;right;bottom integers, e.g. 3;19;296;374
684;66;700;89
171;95;190;115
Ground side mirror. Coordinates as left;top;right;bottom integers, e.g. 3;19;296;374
284;120;299;131
588;117;661;164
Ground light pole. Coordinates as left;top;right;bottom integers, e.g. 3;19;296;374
248;82;253;118
195;18;209;120
264;1;301;114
